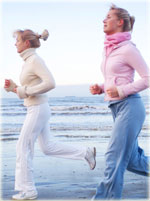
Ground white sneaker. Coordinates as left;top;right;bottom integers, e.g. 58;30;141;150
85;147;96;170
12;190;38;200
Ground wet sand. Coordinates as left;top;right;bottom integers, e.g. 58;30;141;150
1;139;149;200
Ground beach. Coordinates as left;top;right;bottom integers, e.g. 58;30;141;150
0;95;150;200
1;139;150;200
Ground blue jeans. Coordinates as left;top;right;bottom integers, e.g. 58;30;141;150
93;94;149;200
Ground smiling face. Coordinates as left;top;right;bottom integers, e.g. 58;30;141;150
103;9;124;35
15;34;30;53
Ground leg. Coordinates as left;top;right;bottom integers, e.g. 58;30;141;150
15;103;51;192
38;110;96;170
94;96;146;199
38;119;87;160
127;140;150;176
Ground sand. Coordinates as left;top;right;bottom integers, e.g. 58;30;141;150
1;139;149;201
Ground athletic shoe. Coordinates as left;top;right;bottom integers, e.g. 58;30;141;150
85;147;96;170
12;190;38;200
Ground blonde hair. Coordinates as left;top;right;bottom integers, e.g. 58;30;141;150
13;29;49;48
110;4;135;32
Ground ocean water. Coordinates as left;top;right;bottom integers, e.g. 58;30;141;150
0;94;150;142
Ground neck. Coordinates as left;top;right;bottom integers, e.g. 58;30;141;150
20;48;36;61
106;30;123;35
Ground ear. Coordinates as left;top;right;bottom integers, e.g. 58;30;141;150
118;19;124;27
25;40;31;48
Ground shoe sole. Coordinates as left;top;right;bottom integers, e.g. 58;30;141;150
12;195;38;200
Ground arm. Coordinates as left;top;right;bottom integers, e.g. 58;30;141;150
117;46;150;98
17;58;56;99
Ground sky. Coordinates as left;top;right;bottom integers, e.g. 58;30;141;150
0;0;149;92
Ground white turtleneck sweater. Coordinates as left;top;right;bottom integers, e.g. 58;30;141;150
17;48;56;107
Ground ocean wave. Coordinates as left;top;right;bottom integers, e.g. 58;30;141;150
1;113;26;116
51;105;108;111
52;111;111;116
1;131;149;141
1;110;149;116
1;124;149;133
1;137;18;141
1;99;150;117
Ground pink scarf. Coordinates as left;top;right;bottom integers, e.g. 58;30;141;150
104;32;131;56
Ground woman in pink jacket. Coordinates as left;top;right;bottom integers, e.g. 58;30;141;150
90;4;150;199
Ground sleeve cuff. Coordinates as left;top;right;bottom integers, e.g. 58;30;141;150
17;86;28;99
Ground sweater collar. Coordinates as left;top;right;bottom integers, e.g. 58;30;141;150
20;48;36;61
104;32;131;47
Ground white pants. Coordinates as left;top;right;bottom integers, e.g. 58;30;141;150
15;102;86;192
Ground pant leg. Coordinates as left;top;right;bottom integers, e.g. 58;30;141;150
15;103;51;192
38;106;86;160
127;140;150;176
94;96;146;199
15;102;87;192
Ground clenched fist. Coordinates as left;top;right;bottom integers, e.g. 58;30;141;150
90;84;102;95
4;79;17;93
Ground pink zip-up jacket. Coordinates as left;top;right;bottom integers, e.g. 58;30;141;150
100;40;150;101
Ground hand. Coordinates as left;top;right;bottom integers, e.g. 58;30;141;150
106;86;119;98
4;79;17;93
4;79;10;88
90;84;102;95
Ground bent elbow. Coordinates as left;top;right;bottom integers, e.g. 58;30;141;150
144;76;150;88
53;80;56;89
47;80;56;91
51;80;56;90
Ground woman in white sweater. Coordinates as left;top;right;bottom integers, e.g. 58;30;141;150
4;29;96;200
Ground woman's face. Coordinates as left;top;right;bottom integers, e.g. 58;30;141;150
103;9;123;35
15;34;29;53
